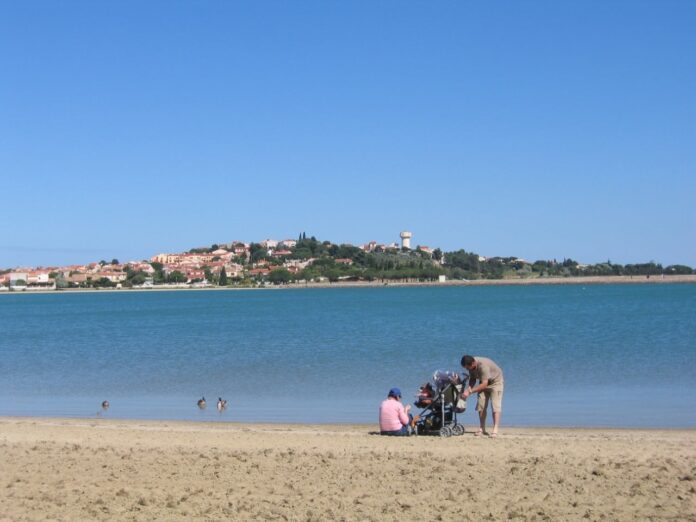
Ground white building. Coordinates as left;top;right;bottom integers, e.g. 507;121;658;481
9;272;28;287
27;272;50;284
400;231;412;249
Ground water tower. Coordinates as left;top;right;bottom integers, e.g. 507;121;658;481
400;231;412;249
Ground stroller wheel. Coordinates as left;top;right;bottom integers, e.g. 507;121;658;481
439;426;452;438
452;424;465;436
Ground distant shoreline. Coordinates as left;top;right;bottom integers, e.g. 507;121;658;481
2;274;695;295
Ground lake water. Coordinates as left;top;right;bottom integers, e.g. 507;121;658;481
1;285;695;427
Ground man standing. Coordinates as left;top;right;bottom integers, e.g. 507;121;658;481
460;355;504;437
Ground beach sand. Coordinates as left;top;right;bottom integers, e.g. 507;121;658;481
0;418;694;521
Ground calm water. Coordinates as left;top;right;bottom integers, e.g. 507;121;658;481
1;285;695;427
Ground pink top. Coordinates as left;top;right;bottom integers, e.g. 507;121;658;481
379;398;409;432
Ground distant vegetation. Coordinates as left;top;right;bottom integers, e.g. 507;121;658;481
441;250;692;281
3;235;693;289
245;236;694;284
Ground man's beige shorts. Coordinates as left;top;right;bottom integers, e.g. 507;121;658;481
476;382;504;413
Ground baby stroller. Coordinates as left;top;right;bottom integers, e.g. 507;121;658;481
413;370;468;437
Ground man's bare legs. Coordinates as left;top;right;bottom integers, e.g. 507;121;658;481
477;409;488;435
477;409;500;437
491;411;501;436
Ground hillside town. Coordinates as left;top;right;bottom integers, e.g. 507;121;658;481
0;233;445;291
1;231;692;291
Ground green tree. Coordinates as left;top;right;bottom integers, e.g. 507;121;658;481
268;268;292;284
665;265;693;275
129;272;147;285
250;243;269;263
167;271;186;283
623;262;662;276
312;257;336;268
292;247;313;259
150;262;165;283
93;277;115;287
219;267;228;286
55;275;69;289
444;250;480;274
292;236;329;258
324;267;341;282
299;267;319;281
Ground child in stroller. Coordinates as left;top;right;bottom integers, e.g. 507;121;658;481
412;370;468;437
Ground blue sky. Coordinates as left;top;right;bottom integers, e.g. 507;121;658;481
1;1;694;267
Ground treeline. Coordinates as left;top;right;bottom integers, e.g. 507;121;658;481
442;249;694;280
289;237;442;282
265;239;694;283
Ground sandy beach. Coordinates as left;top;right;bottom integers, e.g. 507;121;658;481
0;418;694;521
